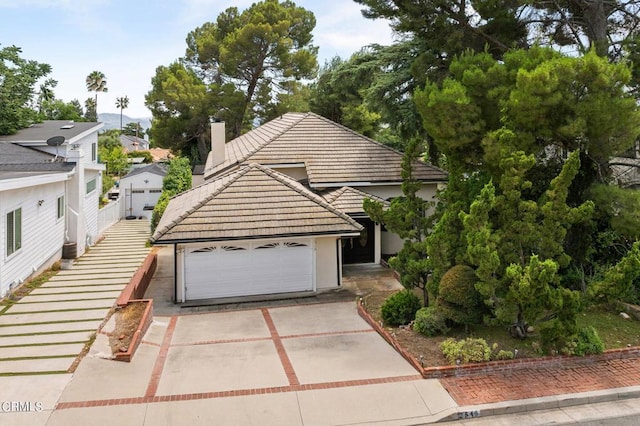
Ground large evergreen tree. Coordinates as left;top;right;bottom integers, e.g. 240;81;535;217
185;0;316;133
147;0;318;162
461;150;593;343
364;138;434;305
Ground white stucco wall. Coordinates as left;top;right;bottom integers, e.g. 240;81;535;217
315;236;340;290
0;181;66;298
353;183;440;257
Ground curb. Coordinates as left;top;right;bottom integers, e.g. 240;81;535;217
433;385;640;422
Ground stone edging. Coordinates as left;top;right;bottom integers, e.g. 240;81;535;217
356;299;640;379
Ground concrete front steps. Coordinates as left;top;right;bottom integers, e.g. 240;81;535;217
0;219;150;375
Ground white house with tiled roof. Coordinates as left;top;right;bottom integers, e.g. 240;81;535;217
153;113;447;303
0;121;105;298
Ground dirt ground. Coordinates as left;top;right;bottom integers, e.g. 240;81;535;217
108;302;148;355
363;290;450;367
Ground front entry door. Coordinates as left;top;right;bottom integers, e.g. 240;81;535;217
342;218;375;264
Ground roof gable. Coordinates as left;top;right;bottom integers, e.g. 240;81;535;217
204;112;447;186
152;163;362;243
122;162;168;179
321;186;389;215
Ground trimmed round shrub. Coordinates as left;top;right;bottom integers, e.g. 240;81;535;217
440;337;491;364
573;326;605;356
381;290;421;326
493;349;515;360
413;306;449;337
437;265;484;328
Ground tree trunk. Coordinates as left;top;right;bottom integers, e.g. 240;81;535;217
422;285;429;307
576;0;611;57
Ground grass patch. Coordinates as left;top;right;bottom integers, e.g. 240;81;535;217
0;267;60;314
0;329;95;338
0;370;69;377
578;306;640;349
68;332;97;373
0;341;89;349
0;354;77;362
4;307;112;315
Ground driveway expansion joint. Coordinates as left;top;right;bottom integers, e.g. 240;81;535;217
55;374;424;410
261;308;300;386
144;316;177;398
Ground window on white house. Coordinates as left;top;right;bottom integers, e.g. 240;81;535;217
6;208;22;256
86;178;97;194
57;196;65;219
92;143;97;162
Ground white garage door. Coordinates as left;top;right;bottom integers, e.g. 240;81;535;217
184;239;314;300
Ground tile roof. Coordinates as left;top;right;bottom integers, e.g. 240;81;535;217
152;163;363;244
147;148;173;162
204;112;447;186
120;135;149;152
320;187;389;215
122;162;168;179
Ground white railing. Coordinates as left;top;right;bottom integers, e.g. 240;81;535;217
98;197;121;235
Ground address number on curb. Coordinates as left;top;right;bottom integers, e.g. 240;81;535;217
458;410;481;419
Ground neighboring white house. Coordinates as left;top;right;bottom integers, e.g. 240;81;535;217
119;163;167;219
0;121;105;298
152;112;447;303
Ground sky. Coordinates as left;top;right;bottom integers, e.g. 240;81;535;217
0;0;396;118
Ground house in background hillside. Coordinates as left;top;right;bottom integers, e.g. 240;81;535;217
0;121;105;298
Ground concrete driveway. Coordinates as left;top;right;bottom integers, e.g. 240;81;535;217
48;301;457;425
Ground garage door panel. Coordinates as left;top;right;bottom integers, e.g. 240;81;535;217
184;240;313;301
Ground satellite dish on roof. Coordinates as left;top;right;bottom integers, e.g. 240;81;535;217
46;136;65;146
46;136;65;162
